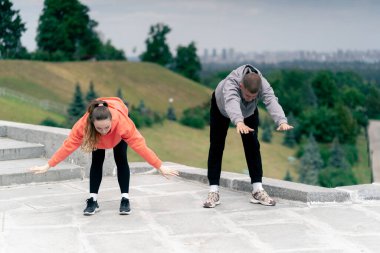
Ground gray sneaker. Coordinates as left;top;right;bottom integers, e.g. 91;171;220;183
250;190;276;206
203;191;220;208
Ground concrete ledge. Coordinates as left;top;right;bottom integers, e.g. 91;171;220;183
128;162;160;174
0;145;45;161
1;120;379;203
338;184;380;201
0;126;6;136
159;162;356;203
0;120;117;177
0;158;84;187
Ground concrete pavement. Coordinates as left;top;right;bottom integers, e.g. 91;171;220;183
1;173;380;253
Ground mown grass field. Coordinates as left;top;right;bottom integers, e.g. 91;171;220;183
0;96;65;125
0;60;211;115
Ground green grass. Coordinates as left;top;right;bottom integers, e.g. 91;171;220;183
352;131;371;184
127;120;299;180
0;96;65;125
0;60;211;115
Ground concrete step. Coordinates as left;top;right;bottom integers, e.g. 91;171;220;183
0;137;45;161
0;158;84;186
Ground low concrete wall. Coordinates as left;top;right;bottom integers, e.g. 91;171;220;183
2;120;380;203
0;120;116;177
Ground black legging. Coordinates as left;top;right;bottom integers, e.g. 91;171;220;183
207;92;262;185
89;140;130;193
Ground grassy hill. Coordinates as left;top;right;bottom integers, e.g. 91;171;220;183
0;96;65;124
0;60;211;114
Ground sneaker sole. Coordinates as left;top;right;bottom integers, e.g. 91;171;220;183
83;208;99;216
119;210;131;215
250;198;276;206
203;200;221;208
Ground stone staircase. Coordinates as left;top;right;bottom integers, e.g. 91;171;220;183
0;137;83;186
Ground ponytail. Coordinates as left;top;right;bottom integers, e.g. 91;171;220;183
81;100;112;152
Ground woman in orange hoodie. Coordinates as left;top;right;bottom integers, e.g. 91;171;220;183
30;97;178;215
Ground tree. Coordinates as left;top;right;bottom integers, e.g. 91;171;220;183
0;0;27;59
333;104;358;144
67;83;85;127
366;86;380;119
311;71;339;108
97;39;126;60
283;112;297;147
302;83;318;108
36;0;101;61
167;98;176;121
173;42;202;81
328;137;350;170
298;135;323;185
318;167;357;188
283;170;293;182
140;23;172;66
261;119;272;143
116;87;128;107
85;81;98;103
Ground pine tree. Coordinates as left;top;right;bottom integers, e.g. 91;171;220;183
0;0;27;59
328;137;350;170
284;170;293;181
85;81;98;103
298;134;324;185
116;87;128;107
283;112;297;148
138;100;146;114
67;83;85;127
303;83;318;108
167;98;176;121
116;87;123;99
261;119;272;143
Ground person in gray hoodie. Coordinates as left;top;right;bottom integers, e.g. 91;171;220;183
204;64;293;208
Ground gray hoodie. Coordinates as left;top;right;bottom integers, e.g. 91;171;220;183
215;64;287;126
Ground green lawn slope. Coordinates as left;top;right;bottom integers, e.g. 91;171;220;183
0;96;65;124
0;60;211;114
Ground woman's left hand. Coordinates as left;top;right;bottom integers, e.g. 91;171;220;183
157;166;179;179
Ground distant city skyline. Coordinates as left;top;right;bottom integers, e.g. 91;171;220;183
11;0;380;57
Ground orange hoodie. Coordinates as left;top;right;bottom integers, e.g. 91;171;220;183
48;97;162;169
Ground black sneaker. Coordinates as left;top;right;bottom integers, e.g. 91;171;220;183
119;197;131;215
83;197;99;216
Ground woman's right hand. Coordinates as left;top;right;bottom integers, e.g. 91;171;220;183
29;163;51;174
157;166;179;179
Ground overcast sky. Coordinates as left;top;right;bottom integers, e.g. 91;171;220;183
11;0;380;57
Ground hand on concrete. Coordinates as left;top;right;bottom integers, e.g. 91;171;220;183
236;122;254;134
157;166;179;179
276;123;294;131
29;163;50;174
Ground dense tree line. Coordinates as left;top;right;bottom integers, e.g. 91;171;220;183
0;0;125;61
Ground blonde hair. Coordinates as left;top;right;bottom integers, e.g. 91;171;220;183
81;100;112;152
